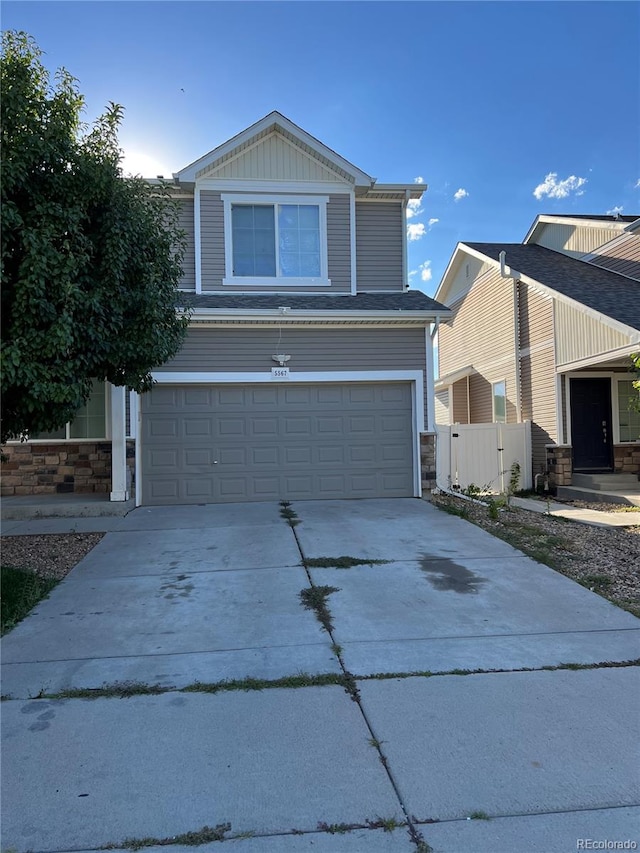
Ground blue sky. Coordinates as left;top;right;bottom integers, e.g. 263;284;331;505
3;1;639;296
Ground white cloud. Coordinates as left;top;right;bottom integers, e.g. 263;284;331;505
406;198;423;219
533;172;587;200
120;148;173;179
414;176;424;184
606;205;624;216
419;261;433;282
635;179;640;189
454;188;469;202
407;223;426;241
428;218;439;228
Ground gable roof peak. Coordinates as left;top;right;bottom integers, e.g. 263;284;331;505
174;111;375;186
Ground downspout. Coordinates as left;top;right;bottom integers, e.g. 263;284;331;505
402;190;410;290
499;251;522;423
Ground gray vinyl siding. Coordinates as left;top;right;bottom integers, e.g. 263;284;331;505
355;202;404;291
200;192;351;293
161;326;428;419
326;194;351;292
177;198;196;290
200;191;225;289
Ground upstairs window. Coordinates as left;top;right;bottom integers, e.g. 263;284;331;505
222;194;329;286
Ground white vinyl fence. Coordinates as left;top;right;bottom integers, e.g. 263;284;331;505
436;422;532;494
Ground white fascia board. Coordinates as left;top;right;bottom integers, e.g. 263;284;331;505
435;364;476;389
433;243;471;304
188;308;450;324
175;111;373;186
624;218;640;232
365;184;427;199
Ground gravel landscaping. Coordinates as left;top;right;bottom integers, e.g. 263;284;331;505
1;533;104;579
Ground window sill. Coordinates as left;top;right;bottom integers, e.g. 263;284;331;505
223;277;331;288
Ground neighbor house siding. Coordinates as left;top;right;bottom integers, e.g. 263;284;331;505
554;299;635;366
435;390;450;425
532;222;626;259
199;191;351;293
451;380;469;423
177;198;196;290
585;231;640;281
438;266;518;423
518;284;557;473
355;202;404;291
160;326;428;418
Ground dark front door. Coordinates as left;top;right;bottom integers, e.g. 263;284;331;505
570;378;613;471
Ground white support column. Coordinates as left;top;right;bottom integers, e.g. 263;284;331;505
110;384;129;502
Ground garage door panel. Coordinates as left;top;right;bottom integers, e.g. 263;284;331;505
142;382;415;504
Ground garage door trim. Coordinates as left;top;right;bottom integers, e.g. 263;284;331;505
135;370;425;505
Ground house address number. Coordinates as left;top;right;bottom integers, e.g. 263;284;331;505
271;367;290;379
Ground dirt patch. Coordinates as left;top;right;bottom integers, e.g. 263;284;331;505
431;493;640;617
1;533;104;579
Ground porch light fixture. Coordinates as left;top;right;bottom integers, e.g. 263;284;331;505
272;354;291;367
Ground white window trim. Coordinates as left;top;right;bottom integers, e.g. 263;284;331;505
8;383;111;443
613;375;640;444
221;193;330;287
492;379;507;424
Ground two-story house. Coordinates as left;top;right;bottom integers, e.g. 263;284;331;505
434;214;640;497
2;112;450;506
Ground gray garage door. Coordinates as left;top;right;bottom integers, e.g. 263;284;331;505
141;383;414;505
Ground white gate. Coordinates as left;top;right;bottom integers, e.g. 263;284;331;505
436;422;532;493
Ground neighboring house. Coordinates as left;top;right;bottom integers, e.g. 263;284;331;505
2;112;450;505
434;214;640;491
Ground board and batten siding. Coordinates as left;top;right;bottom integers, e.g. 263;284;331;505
518;284;557;473
554;299;635;366
177;198;196;290
199;191;351;293
355;202;404;291
160;326;428;418
586;231;640;282
438;266;518;424
533;222;626;259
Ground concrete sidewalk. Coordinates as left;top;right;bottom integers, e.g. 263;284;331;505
2;499;639;853
511;495;640;527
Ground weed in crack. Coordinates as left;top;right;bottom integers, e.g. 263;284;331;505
331;642;343;656
469;810;491;820
304;556;391;569
317;822;354;835
299;585;340;633
366;817;402;832
49;681;168;700
102;823;231;850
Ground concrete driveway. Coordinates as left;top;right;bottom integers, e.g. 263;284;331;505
2;498;639;852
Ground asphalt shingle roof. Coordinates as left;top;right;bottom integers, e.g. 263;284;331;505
464;242;640;332
178;291;450;314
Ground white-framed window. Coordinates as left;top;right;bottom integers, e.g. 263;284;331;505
221;194;330;286
617;379;640;442
492;380;507;423
27;381;109;441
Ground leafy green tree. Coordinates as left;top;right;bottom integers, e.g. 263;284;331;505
1;31;189;442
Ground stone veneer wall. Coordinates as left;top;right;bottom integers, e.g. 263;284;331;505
1;442;135;496
546;443;639;489
613;445;640;476
420;432;437;495
546;444;572;488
